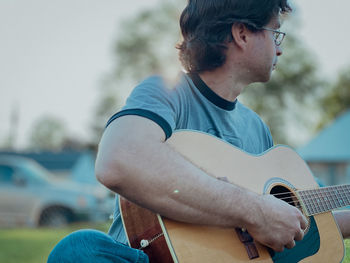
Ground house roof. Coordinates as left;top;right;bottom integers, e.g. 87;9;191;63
297;110;350;162
0;150;91;171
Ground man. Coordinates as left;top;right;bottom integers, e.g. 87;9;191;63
48;0;350;262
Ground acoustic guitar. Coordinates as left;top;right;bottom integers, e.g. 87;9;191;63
120;130;346;262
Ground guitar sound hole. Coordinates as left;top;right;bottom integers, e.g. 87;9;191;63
269;184;310;233
270;185;296;206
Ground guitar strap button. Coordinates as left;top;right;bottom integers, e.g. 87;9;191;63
140;239;150;248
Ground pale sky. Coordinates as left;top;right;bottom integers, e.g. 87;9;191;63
1;0;350;149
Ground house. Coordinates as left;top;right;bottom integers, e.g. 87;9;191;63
0;150;98;185
297;110;350;186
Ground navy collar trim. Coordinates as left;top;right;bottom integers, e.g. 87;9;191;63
188;73;237;111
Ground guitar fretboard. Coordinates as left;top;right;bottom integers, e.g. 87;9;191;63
298;185;350;216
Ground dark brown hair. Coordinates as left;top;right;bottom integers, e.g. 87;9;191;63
177;0;291;73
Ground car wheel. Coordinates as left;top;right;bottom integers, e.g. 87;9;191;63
39;207;73;227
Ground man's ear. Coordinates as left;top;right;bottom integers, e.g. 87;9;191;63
231;23;249;49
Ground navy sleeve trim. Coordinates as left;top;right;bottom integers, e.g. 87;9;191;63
105;109;173;139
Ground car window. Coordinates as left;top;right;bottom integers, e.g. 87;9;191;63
18;160;51;184
0;165;14;183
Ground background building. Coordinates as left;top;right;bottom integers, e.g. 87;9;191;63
298;110;350;186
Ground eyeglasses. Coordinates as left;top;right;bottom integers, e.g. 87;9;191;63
225;18;286;46
260;27;286;46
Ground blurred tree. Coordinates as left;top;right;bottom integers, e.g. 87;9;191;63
111;0;184;82
90;0;185;146
28;116;67;151
90;77;122;146
93;0;324;146
316;66;350;130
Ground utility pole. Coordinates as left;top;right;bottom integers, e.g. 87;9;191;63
6;102;19;150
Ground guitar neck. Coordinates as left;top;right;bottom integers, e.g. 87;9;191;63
297;184;350;216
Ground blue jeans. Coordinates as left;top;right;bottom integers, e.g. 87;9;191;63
47;229;149;263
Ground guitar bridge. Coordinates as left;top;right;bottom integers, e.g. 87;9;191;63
235;228;260;260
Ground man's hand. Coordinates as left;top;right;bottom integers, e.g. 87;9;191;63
246;194;308;252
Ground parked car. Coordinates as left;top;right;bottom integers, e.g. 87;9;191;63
0;155;114;227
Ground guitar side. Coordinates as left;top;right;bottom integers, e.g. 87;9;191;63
120;130;344;262
119;197;176;262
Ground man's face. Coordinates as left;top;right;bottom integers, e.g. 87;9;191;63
248;16;284;83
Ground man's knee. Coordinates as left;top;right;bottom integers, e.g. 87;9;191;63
48;229;111;262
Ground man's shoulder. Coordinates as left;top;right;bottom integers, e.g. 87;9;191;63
235;101;274;150
236;101;263;121
236;101;271;132
132;73;189;96
137;75;168;91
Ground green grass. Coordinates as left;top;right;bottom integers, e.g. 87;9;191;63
345;240;350;262
0;225;350;262
0;223;109;263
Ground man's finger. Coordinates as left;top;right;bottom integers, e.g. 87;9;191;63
285;240;296;249
300;215;308;230
294;229;304;241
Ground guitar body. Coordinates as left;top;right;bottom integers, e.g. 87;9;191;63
120;130;344;262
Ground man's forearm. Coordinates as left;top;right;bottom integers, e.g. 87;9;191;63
95;118;258;228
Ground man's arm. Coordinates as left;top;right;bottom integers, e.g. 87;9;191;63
334;210;350;239
95;115;307;252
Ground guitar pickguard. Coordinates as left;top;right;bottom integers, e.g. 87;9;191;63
263;178;321;262
270;216;320;263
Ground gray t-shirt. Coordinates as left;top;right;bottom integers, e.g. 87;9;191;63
105;72;273;244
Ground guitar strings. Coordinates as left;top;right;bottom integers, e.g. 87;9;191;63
268;186;350;198
276;194;350;202
246;186;349;214
270;193;349;204
265;192;350;209
269;190;350;201
270;192;350;202
264;200;325;213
